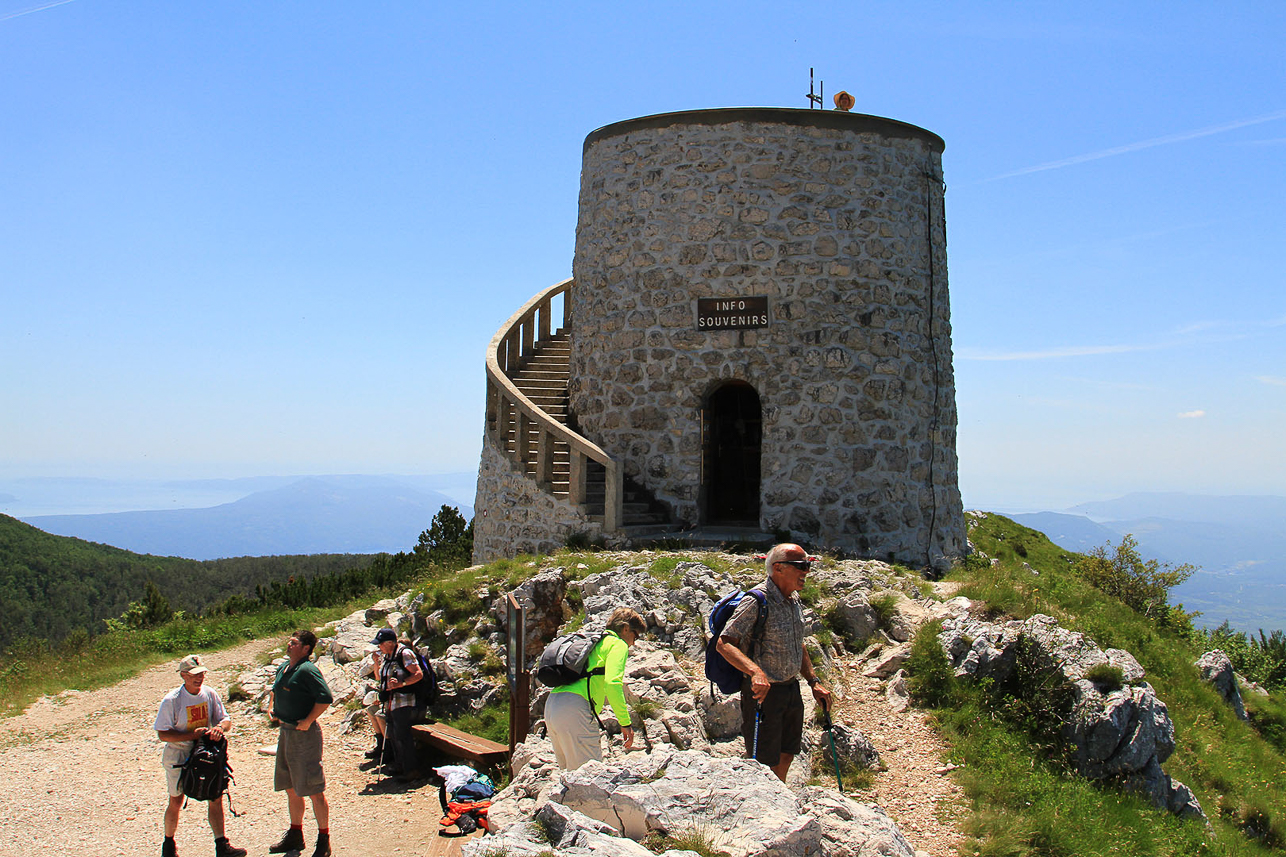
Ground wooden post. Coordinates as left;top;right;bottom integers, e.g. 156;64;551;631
505;399;521;462
505;331;519;374
485;381;498;442
538;297;551;342
604;461;623;532
518;412;533;468
568;451;585;505
506;592;529;755
536;428;555;489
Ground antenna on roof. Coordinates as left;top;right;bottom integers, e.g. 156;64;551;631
807;68;824;109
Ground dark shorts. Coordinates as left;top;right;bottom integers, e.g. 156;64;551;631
741;678;804;766
274;723;326;797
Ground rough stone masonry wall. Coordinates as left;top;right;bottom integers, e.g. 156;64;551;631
473;443;602;563
570;111;965;564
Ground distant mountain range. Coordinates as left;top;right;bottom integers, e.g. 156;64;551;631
1010;492;1286;634
23;475;473;560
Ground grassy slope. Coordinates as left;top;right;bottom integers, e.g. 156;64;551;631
939;512;1286;856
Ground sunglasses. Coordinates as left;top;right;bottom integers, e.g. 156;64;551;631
776;559;812;572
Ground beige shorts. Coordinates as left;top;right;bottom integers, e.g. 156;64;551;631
274;723;326;797
161;742;193;798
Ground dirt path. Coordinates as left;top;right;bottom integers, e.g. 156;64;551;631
828;662;967;857
0;637;964;857
0;639;477;857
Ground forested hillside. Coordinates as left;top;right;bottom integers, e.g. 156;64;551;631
0;514;374;647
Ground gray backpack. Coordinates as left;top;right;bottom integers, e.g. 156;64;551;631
535;630;606;688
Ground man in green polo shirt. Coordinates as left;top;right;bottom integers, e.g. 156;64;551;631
267;630;334;857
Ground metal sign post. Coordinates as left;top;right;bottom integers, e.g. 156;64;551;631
506;592;529;754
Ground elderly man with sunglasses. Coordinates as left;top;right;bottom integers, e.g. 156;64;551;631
716;542;831;781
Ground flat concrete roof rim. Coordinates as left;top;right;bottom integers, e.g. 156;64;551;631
583;107;944;154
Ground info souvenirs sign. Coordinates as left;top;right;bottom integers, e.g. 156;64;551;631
696;297;770;330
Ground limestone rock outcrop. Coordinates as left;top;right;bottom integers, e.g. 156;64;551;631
937;613;1205;820
478;748;914;857
1194;649;1248;721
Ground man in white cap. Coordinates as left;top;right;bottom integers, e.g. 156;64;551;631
154;654;245;857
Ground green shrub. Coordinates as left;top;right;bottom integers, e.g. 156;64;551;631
643;825;731;857
1075;535;1195;622
905;620;961;708
648;555;686;588
1084;663;1125;692
868;592;899;628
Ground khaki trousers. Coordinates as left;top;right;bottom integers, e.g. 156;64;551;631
545;690;602;770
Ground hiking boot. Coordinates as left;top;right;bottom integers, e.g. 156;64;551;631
162;839;178;857
268;828;306;853
310;833;332;857
214;838;247;857
363;740;384;759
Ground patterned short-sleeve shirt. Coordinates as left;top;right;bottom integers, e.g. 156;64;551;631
720;577;805;683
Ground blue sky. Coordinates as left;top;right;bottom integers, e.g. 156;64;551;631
2;1;1283;514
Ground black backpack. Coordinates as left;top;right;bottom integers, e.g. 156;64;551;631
535;630;606;688
176;734;233;802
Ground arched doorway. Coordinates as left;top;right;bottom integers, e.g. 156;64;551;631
702;381;762;526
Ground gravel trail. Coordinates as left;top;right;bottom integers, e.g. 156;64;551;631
0;635;965;857
0;639;472;857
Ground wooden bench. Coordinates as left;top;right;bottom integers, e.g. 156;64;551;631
411;722;509;769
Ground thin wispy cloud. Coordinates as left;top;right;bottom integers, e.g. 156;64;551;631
1177;410;1206;419
960;320;1263;363
1257;376;1286;388
1236;137;1286;147
959;343;1156;362
973;109;1286;184
0;0;78;22
1056;374;1154;392
1173;321;1224;335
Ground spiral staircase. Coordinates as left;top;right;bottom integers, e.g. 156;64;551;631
485;279;671;538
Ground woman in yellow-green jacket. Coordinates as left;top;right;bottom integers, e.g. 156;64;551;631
545;607;647;770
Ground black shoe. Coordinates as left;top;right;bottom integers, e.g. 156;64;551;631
311;834;332;857
214;838;247;857
363;744;383;759
268;829;306;854
162;839;178;857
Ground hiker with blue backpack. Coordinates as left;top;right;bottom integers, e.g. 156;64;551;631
714;543;831;782
542;607;646;770
154;654;246;857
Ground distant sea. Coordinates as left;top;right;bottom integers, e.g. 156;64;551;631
0;473;478;519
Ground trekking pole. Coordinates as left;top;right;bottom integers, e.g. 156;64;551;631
751;700;762;763
376;695;390;786
821;696;843;792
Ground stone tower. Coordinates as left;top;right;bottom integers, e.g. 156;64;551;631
473;107;965;567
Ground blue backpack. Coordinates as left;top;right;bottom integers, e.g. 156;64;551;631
704;588;768;695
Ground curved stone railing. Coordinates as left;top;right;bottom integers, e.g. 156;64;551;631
484;277;622;532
